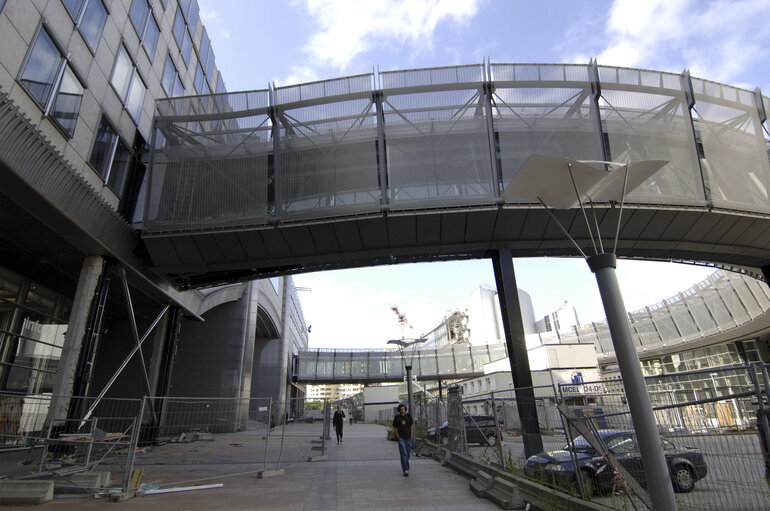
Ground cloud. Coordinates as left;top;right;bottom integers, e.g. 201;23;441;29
300;0;481;71
199;8;232;41
582;0;770;85
281;65;321;86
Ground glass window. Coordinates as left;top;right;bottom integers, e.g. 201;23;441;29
110;46;133;101
88;115;134;197
194;62;205;93
216;73;225;94
181;30;192;66
107;142;132;195
63;0;107;50
129;0;150;33
205;46;215;77
79;0;107;49
89;117;117;177
19;27;85;137
20;29;60;107
50;66;84;137
125;74;146;121
130;0;160;59
0;0;7;11
199;29;210;69
142;15;160;59
63;0;85;18
161;55;176;96
172;9;185;46
162;54;184;97
111;45;146;123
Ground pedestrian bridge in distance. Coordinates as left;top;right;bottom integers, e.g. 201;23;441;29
142;62;770;290
294;269;770;383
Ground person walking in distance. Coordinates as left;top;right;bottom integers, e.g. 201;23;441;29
333;405;346;444
393;403;414;476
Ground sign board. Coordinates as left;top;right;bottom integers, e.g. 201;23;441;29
560;383;604;395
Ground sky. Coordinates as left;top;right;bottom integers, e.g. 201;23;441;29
196;0;770;349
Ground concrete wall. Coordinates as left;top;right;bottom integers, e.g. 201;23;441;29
170;293;250;398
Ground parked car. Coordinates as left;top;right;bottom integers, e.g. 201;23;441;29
426;415;502;446
524;430;707;494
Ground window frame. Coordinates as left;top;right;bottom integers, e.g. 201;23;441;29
17;24;86;138
109;44;147;123
161;54;185;97
62;0;108;53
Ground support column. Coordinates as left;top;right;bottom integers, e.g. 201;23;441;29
588;253;677;511
406;364;414;417
48;256;108;425
491;250;542;457
237;283;257;430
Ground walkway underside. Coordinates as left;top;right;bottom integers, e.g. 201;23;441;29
145;205;769;289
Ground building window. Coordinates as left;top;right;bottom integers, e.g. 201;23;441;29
89;116;133;196
62;0;107;51
19;27;84;137
161;55;185;97
172;8;193;66
0;0;6;12
129;0;160;60
110;45;146;122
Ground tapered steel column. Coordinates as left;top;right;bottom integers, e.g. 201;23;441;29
588;253;676;511
406;364;414;417
491;250;543;457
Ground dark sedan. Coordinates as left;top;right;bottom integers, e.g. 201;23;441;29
524;430;707;494
426;415;502;446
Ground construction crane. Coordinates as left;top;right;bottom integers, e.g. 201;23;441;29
390;304;413;336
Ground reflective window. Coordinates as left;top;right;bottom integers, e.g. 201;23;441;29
19;27;84;137
0;0;7;11
129;0;160;59
172;9;185;46
88;116;133;196
204;45;215;78
194;62;205;93
63;0;107;50
125;73;146;121
162;55;185;97
110;45;146;122
199;29;210;69
181;30;193;66
19;29;60;106
110;46;133;100
216;73;225;94
50;66;84;136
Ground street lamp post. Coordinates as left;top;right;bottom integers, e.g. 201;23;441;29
388;338;428;415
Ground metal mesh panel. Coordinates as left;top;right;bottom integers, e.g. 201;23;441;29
719;283;750;324
278;97;380;220
732;277;763;317
492;84;603;200
453;345;473;373
703;288;735;326
145;91;272;233
685;294;719;336
491;63;590;83
666;296;700;338
380;64;484;89
382;86;495;208
274;74;372;104
599;87;705;206
693;78;770;214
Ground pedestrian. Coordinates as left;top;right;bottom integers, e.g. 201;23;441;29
393;403;414;476
333;405;346;444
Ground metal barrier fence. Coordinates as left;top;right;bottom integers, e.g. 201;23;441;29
420;364;770;510
0;392;143;492
0;393;335;495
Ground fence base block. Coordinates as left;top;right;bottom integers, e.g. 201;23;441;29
258;469;285;478
307;454;327;462
0;481;54;505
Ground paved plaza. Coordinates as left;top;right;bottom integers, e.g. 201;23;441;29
5;423;500;510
